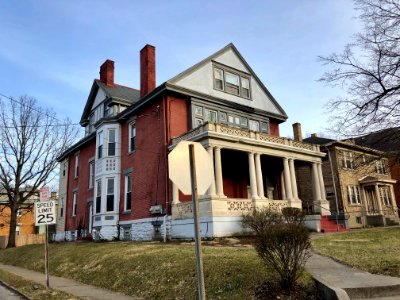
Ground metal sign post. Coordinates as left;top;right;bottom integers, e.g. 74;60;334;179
189;144;206;300
35;187;55;289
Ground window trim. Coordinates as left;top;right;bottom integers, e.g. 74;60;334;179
129;123;136;153
95;180;101;214
88;160;95;189
98;131;103;159
72;192;77;216
343;151;354;170
124;174;132;212
74;154;79;178
347;185;361;205
107;128;116;157
106;178;115;212
376;160;387;175
212;65;252;99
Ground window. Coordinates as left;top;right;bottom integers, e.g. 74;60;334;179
228;115;234;124
219;112;227;123
214;68;224;90
98;131;103;159
234;117;240;126
95;180;101;214
225;72;240;95
356;216;362;224
16;225;20;236
106;178;114;212
72;192;77;216
194;106;203;117
125;174;132;211
62;162;67;177
74;154;79;177
380;187;391;205
249;120;260;132
129;124;136;152
347;186;361;204
343;151;354;169
213;67;251;99
104;103;110;117
241;77;250;98
89;113;95;133
240;117;248;127
108;129;116;156
88;161;95;189
260;121;269;133
376;160;387;174
60;197;64;217
17;209;22;216
204;109;217;123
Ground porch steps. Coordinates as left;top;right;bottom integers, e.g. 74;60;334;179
320;216;349;233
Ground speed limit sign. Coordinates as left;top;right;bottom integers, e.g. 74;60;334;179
35;201;56;225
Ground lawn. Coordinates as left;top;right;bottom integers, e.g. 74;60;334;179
312;227;400;277
0;239;313;299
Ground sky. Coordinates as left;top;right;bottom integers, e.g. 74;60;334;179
0;0;361;139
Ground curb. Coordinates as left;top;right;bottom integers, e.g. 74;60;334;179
0;279;31;299
313;276;350;300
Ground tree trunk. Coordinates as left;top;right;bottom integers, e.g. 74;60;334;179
7;207;17;248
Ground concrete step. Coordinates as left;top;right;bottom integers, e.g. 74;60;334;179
345;285;400;299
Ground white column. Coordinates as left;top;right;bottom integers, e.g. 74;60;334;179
248;152;258;199
255;153;265;198
374;184;383;213
283;158;293;200
289;159;299;200
317;162;326;200
280;172;286;200
389;185;397;209
214;147;225;197
312;162;322;202
172;182;180;205
207;146;216;197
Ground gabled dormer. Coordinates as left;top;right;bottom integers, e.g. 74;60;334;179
167;43;287;121
80;60;141;136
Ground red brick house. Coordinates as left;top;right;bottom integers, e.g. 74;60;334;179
57;44;330;241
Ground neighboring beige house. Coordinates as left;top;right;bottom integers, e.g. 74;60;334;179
303;133;399;228
54;158;68;241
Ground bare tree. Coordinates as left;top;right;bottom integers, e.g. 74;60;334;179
0;95;79;248
320;0;400;135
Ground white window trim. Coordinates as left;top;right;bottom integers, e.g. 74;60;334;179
107;128;116;157
347;185;361;205
74;154;79;178
106;177;115;212
95;179;102;214
213;65;251;99
124;174;132;212
88;161;95;189
72;192;77;216
129;123;136;153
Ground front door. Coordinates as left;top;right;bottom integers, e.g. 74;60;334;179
365;187;378;214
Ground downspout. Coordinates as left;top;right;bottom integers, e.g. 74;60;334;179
163;96;169;242
325;146;340;232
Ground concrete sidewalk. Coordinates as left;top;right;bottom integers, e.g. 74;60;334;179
306;252;400;299
0;263;141;300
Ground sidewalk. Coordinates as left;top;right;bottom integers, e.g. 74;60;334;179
0;263;141;300
306;252;400;299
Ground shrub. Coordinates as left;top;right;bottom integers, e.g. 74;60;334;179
243;207;311;290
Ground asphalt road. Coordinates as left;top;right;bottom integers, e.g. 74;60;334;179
0;282;25;300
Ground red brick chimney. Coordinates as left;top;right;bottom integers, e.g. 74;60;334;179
292;123;303;142
140;44;156;97
99;59;115;86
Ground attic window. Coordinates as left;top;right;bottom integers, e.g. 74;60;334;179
213;66;251;99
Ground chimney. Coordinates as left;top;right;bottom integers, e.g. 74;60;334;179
99;59;115;86
311;133;317;138
140;44;156;97
292;123;303;142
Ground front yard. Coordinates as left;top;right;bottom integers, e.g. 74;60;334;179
312;227;400;277
0;239;315;299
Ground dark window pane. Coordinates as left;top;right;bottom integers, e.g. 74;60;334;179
107;195;114;211
96;196;101;213
108;142;115;156
126;192;131;210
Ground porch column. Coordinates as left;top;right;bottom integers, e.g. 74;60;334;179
317;162;327;200
280;172;287;200
255;153;265;198
374;184;383;213
312;162;322;202
283;158;293;200
289;158;299;200
207;146;216;197
361;187;369;212
248;152;258;199
172;182;180;205
389;185;397;209
214;147;225;197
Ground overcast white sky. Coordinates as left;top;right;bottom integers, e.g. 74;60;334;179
0;1;361;138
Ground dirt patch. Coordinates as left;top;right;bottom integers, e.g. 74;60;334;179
254;281;322;300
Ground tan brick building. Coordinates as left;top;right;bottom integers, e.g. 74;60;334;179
303;134;399;228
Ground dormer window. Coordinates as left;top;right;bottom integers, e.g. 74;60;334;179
213;66;251;99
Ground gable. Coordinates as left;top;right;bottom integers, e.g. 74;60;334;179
168;45;287;119
93;88;107;109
